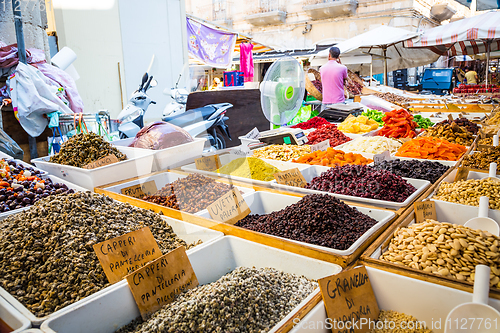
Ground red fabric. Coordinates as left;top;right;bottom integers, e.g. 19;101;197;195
239;43;254;82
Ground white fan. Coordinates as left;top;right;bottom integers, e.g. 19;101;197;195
259;57;305;126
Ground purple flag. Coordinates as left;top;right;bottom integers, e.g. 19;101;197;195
187;18;237;68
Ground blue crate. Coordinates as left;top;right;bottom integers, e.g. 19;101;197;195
224;71;244;87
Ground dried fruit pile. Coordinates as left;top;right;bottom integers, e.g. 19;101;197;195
422;123;474;146
305;165;417;202
290;116;329;130
341;136;402;154
374;92;413;106
373;159;450;184
253;144;310;161
235;194;378;250
439;117;479;135
395;137;466;161
378;109;417;139
292;148;372;167
338;115;379;134
307;123;351;147
462;146;500;170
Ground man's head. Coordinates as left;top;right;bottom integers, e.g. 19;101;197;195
328;47;341;60
465;67;470;72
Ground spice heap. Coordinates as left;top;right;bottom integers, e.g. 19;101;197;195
374;92;413;106
413;114;434;129
253;144;310;162
439;117;479;135
380;220;500;287
0;192;200;317
395;137;466;161
361;109;384;126
307;123;351;147
292;148;372;167
433;179;500;210
341;136;402;154
378;109;417;139
370;310;433;333
236;194;377;250
373;159;450;184
116;267;317;333
143;174;236;213
290;116;329;130
422;123;474;146
305;165;416;202
478;137;493;145
217;157;281;181
338;115;379;134
49;133;126;167
462;146;500;170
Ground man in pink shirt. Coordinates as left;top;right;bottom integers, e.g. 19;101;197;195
320;47;348;110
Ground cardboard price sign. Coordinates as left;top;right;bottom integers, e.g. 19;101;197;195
195;155;221;171
318;266;379;333
414;201;437;223
448;114;454;122
373;150;391;165
126;247;198;320
310;139;330;152
93;227;162;284
121;181;158;199
274;168;307;188
454;167;470;182
244;127;260;140
207;188;250;225
82;154;119;169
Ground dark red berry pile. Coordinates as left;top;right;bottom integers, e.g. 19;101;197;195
290;116;329;130
307;123;351;147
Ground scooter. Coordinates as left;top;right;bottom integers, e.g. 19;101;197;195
117;72;157;139
163;73;188;118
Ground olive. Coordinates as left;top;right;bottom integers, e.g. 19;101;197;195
5;190;13;196
67;189;75;194
0;195;5;201
15;205;22;209
53;183;60;189
36;188;43;195
7;161;16;166
17;193;24;200
5;200;11;205
7;195;15;201
27;192;35;199
22;181;30;188
41;193;49;198
0;189;5;195
9;202;16;208
14;187;23;192
55;189;63;194
22;198;31;204
3;206;9;212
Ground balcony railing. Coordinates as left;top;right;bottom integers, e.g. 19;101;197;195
245;0;286;26
303;0;358;20
191;0;233;26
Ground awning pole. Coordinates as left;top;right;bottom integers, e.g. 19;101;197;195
383;46;388;86
370;59;373;87
486;40;491;90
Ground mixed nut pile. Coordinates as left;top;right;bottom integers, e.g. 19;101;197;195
433;179;500;210
462;146;500;170
252;144;311;162
116;267;317;333
0;192;200;317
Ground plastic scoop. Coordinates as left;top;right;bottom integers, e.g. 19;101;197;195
464;196;499;236
481;162;500;183
493;134;499;147
445;265;500;332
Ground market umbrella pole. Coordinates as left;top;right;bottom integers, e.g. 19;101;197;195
11;0;38;159
486;40;491;90
383;46;388;86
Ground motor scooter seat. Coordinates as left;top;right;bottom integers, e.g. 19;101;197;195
163;106;215;126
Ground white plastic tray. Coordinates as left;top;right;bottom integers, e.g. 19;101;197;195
41;236;342;333
289;266;500;333
101;171;255;214
112;138;206;172
197;191;395;256
181;154;312;186
0;215;223;326
270;165;431;208
31;147;155;190
0;296;31;332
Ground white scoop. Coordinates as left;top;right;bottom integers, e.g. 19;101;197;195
464;196;499;236
445;265;500;332
482;162;500;183
493;134;499;147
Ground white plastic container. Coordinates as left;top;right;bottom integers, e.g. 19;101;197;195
112;138;206;172
270;165;431;209
31;147;155;190
0;216;223;326
181;154;312;186
197;191;395;256
40;236;343;333
0;296;31;332
289;266;500;333
8;159;48;176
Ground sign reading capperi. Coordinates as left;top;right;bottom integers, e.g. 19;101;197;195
273;168;307;188
126;247;198;320
310;139;330;152
82;154;119;169
414;201;437;223
195;155;221;171
207;188;250;224
121;180;158;199
318;266;379;333
93;227;162;284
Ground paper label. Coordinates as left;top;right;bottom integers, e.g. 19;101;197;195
229;146;254;157
448;114;454;122
244;127;260;140
126;247;198;320
373;150;391;164
207;188;250;225
318;266;380;333
93;227;162;284
414;201;437;223
310;139;330;152
82;154;119;169
195;155;221;171
121;181;158;199
274;168;307;188
454;167;470;182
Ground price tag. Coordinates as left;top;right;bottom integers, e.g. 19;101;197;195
454;167;470;182
229;146;254;157
244;127;260;140
273;168;307;188
373;150;390;164
121;181;158;199
82;154;119;169
195;155;221;171
414;201;437;223
310;139;330;152
318;266;379;333
93;227;162;284
126;247;198;320
207;188;250;225
448;114;454;122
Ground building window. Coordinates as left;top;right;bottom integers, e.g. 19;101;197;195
213;0;227;21
260;0;280;12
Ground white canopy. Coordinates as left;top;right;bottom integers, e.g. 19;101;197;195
311;26;440;83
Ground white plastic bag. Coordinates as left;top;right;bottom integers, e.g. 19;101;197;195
8;63;73;137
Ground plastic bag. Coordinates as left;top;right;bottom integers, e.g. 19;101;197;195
0;128;23;160
8;62;73;137
272;104;319;129
130;121;194;150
